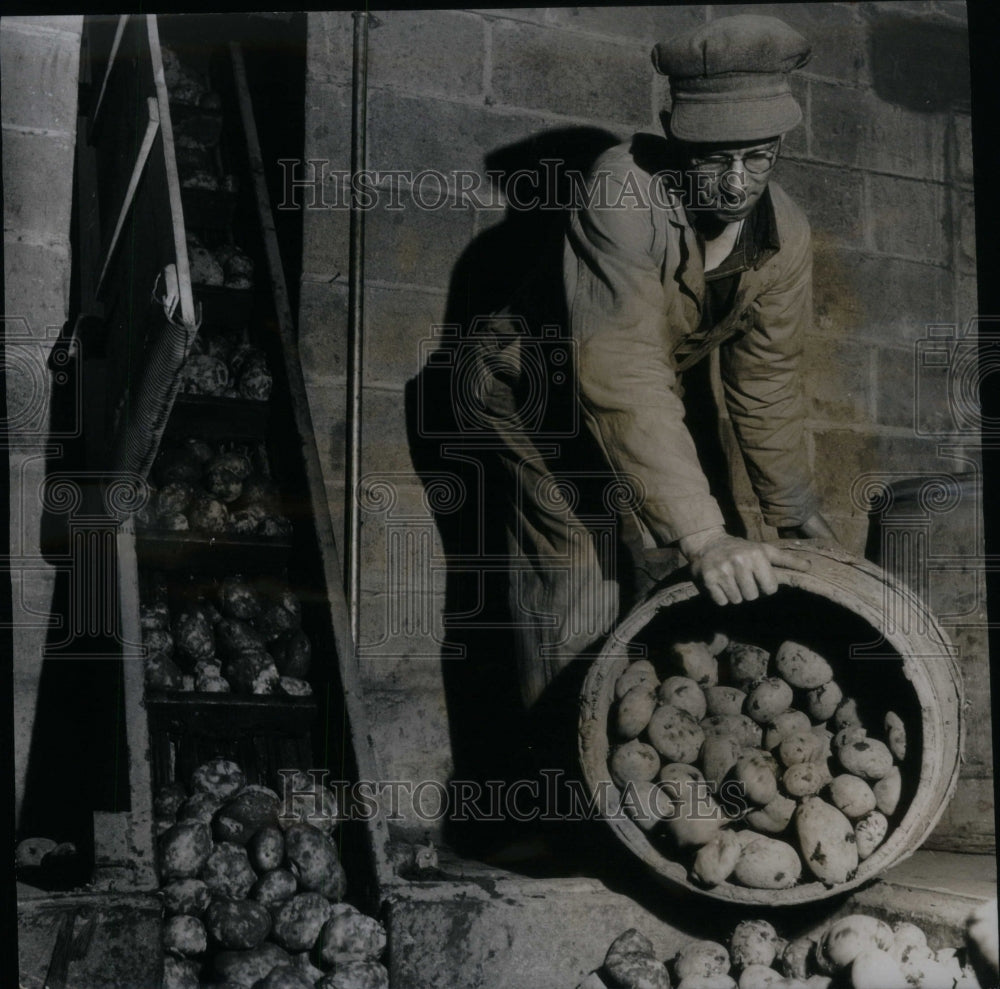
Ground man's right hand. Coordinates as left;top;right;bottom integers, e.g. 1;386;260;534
679;528;811;606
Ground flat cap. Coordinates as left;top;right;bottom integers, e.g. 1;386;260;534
652;15;811;143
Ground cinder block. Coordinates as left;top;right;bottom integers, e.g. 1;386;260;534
368;10;484;100
491;21;651;129
720;3;865;85
782;75;809;157
298;278;348;385
2;130;75;239
773;159;865;250
363;285;446;385
803;333;873;424
4;239;71;331
365;202;475;291
809;428;881;517
1;22;81;133
868;174;947;263
360;385;417;475
546;5;705;42
810;81;947;181
874;344;918;429
303;79;351;166
306;11;352;85
812;246;953;345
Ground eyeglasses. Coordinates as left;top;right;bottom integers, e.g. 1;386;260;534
688;144;780;175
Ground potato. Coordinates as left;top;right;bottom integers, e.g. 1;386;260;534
774;642;833;689
622;779;672;833
873;767;901;815
177;792;223;824
277;770;339;835
781;938;815;980
692;832;742;887
664;784;728;848
832;698;863;731
291;952;325;984
778;732;823;768
284;823;347;899
701;735;743;789
730;919;780;968
163;915;207;957
214;943;291;987
315;960;390;989
850;949;908;989
702;714;763;749
832;726;867;753
192;758;246;801
671;640;719;686
610;739;660;788
837;739;893;781
159;821;213;879
659;676;708;720
615;660;658;701
782;761;832;798
704;686;747;717
746;678;794;725
739;964;784;988
806;681;843;723
732;749;779;806
746;793;796;834
251;868;298;908
249;825;285;873
732;836;802;889
854;811;888;860
172;608;215;665
318;903;387;965
602;938;671;989
828;776;877;820
271;630;312;680
162;878;212;917
810;727;833;761
214;787;281;845
270;892;334;952
882;711;907;762
204;899;272;950
676;977;736;989
658;762;704;786
764;711;812;750
814;915;894;973
616;684;658;739
646;704;705;763
203;842;257;900
888;922;927;964
795;796;859;884
155;782;188;820
707;632;730;655
675;940;731;980
252;967;314;989
724;641;770;689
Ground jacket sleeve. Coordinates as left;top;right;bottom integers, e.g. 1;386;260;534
719;193;820;529
564;168;726;545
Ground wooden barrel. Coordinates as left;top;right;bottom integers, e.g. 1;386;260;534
578;541;963;906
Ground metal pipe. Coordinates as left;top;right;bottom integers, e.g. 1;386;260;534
347;12;370;654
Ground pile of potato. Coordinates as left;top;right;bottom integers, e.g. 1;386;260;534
186;232;256;294
177;320;272;402
138;438;289;537
157;758;388;989
141;575;312;696
606;635;908;890
580;914;983;989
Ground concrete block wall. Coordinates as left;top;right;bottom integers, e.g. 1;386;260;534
299;4;987;838
2;15;84;828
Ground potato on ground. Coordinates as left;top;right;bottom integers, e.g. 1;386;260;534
163;915;208;957
162;878;212;916
670;641;719;686
732;836;801;889
828;776;877;820
160;821;213;879
746;678;794;726
692;831;742;887
602;928;671;989
213;943;291;987
854;811;888;859
795;796;859;885
204;899;272;950
614;660;658;701
646;703;705;763
616;684;657;739
659;676;708;720
315;961;390;989
888;922;927;965
674;940;730;980
781;938;815;980
774;642;833;689
284;823;347;899
318;903;387;965
850;949;908;989
730;919;781;969
813;914;894;973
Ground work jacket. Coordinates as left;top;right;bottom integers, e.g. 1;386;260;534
480;134;819;706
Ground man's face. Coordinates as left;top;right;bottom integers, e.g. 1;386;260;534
682;137;781;224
